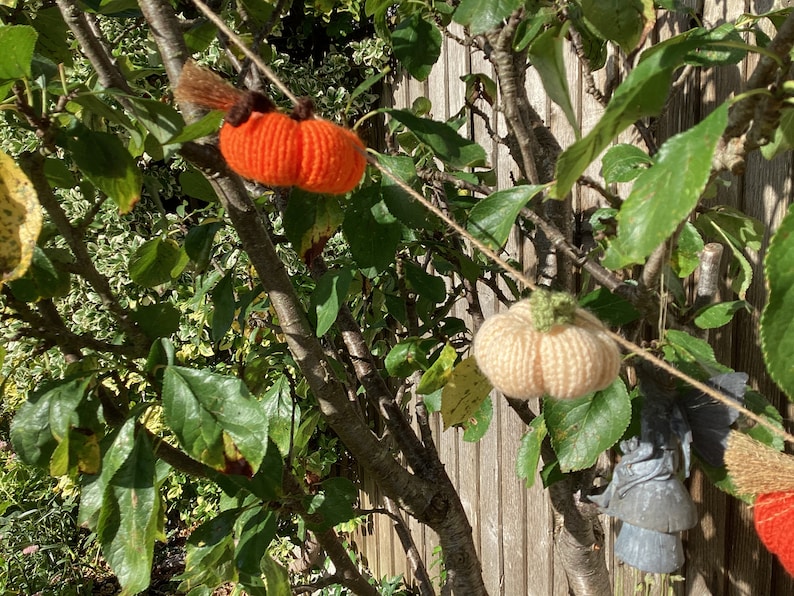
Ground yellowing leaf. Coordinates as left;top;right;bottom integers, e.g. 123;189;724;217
441;357;493;429
0;151;42;285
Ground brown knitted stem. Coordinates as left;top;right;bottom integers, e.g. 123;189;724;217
724;431;794;496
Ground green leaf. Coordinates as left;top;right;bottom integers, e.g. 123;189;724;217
694;300;750;330
10;376;91;469
684;24;748;67
185;219;223;272
7;246;68;302
453;0;522;35
581;0;653;53
403;261;446;303
211;273;236;344
694;206;764;298
167;110;224;144
97;426;160;595
386;109;487;169
305;477;357;531
130;302;181;340
310;267;353;336
528;23;578;137
179;169;218;203
602;103;728;268
441;357;493;429
544;378;631;472
66;123;142;213
467;185;544;249
662;329;731;379
127;97;184;160
378;154;434;230
0;25;37;80
513;7;557;52
671;221;705;278
162;366;270;474
343;187;401;271
261;376;297;458
462;396;493;442
79;422;136;531
516;415;547;488
601;144;653;184
261;555;291;596
177;509;238;591
551;37;697;199
744;390;786;450
284;190;343;264
417;343;458;394
578;288;641;327
391;14;441;81
129;237;184;287
385;337;436;377
760;203;794;398
235;508;276;576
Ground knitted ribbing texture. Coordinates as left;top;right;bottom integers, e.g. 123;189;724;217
754;491;794;576
296;119;367;194
219;112;300;187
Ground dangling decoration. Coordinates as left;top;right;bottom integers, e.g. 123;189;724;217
472;290;621;401
174;61;366;195
725;430;794;576
591;363;747;574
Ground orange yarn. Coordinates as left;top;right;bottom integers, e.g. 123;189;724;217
175;61;366;195
754;491;794;576
296;119;367;194
219;112;301;187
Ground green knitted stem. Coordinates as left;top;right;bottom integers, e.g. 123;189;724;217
528;289;577;332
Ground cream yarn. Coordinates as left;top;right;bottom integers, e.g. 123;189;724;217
473;296;621;400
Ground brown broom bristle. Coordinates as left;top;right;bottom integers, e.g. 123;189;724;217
725;431;794;497
174;60;244;112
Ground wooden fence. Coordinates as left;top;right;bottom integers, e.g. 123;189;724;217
353;1;794;594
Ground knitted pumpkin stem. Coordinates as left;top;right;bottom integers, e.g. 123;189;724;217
290;97;316;121
226;91;276;127
529;289;577;332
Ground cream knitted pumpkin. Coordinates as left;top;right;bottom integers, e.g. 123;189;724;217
473;291;621;400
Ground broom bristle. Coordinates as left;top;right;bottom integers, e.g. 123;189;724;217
174;60;243;112
725;431;794;496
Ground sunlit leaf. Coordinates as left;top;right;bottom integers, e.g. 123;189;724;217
516;415;547;488
694;300;750;330
441;357;493;429
417;343;458;394
97;425;160;595
581;0;654;53
462;396;493;442
528;23;578;137
0;24;37;80
391;14;441;81
544;378;631;472
453;0;522;35
467;185;544;250
162;366;270;474
601;144;653;184
760;203;794;399
309;267;353;336
602;103;727;268
129;237;185;287
0;151;41;285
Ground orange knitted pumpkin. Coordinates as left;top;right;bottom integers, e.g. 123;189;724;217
175;61;366;195
754;491;794;576
473;290;621;400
